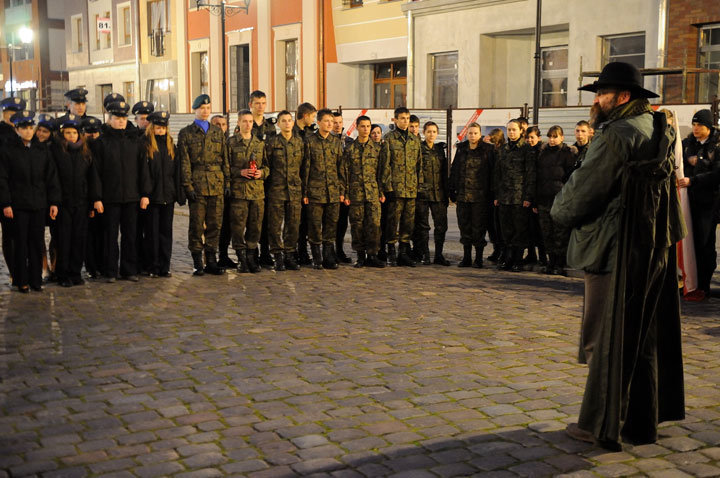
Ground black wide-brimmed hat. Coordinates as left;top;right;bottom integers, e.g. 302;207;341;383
578;61;659;98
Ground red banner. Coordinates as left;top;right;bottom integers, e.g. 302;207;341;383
457;109;483;141
345;109;368;137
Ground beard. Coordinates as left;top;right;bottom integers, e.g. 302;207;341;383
589;93;619;129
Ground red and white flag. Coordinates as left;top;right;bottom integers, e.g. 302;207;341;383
673;112;698;295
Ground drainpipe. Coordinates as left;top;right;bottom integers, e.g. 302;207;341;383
657;0;668;101
406;10;414;108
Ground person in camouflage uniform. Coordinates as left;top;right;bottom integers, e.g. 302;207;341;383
178;94;230;276
450;122;494;268
493;119;535;272
342;115;387;268
228;109;269;273
414;121;450;266
332;111;354;264
380;107;422;267
293;102;318;265
265;110;304;271
302;108;346;270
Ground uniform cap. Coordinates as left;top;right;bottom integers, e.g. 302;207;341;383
106;101;130;117
37;113;57;131
64;88;88;103
59;114;80;130
147;111;170;126
10;110;35;126
132;101;154;115
81;116;102;133
1;97;26;112
192;94;211;110
103;93;126;110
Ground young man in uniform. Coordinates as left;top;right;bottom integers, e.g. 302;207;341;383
302;108;345;269
343;115;387;268
228;110;268;273
332;111;352;263
210;115;236;268
131;100;155;275
132;101;154;136
294;102;317;265
265;110;304;271
177;94;230;276
380;107;422;267
408;115;420;137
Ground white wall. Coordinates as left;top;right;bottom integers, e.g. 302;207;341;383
326;63;373;109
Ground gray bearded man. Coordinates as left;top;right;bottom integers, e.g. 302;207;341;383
551;62;686;450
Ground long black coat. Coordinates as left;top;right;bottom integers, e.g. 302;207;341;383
0;136;61;210
51;141;95;208
90;125;151;204
143;135;186;206
535;143;577;207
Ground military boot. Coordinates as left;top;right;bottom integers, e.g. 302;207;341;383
537;245;548;266
259;243;274;267
386;244;397;267
397;243;416;267
420;240;431;265
523;247;538;265
366;253;386;268
459;244;473;267
487;246;501;263
236;250;249;273
355;251;366;268
285;252;300;271
247;249;261;273
499;247;512;271
377;244;387;262
311;244;323;269
218;250;237;269
204;251;226;275
511;247;522;272
553;255;566;276
542;254;554;274
274;252;286;271
336;243;352;264
298;242;312;265
192;252;205;276
433;240;451;266
323;244;338;270
473;246;484;268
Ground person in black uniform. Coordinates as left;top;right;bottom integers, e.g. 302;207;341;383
91;101;151;283
132;101;154;136
35;113;58;281
51;116;95;287
142;111;184;277
81;116;104;278
0;97;27;285
131;101;155;275
0;111;61;292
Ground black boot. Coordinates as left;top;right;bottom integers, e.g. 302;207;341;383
542;254;554;274
236;250;249;273
473;246;484;268
298;242;312;265
387;244;397;267
323;244;338;270
336;243;352;264
355;251;366;268
397;243;416;267
553;254;566;276
192;252;205;276
247;249;261;273
420;240;431;265
311;244;323;269
366;253;386;268
523;247;538;265
488;246;501;263
377;244;387;262
537;246;547;267
285;251;300;270
274;252;286;271
500;247;513;271
204;251;226;275
218;250;237;269
459;244;473;267
433;240;451;266
259;244;274;267
511;247;522;272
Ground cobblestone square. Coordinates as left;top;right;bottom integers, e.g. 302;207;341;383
1;210;719;477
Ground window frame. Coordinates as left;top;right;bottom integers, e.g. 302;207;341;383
117;2;132;47
697;23;720;102
430;52;458;109
601;32;645;68
373;61;407;109
71;14;83;53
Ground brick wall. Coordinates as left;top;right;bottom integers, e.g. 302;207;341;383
664;0;720;102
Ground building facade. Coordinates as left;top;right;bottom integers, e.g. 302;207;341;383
403;0;665;108
1;0;67;110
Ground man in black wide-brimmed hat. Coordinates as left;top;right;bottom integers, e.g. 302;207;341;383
551;62;686;450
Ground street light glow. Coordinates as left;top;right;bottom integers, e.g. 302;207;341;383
18;26;33;44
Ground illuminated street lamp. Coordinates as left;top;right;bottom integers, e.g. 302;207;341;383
7;26;34;98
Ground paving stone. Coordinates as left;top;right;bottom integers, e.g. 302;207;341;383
133;461;186;478
292;434;330;449
183;452;228;469
291;458;344;474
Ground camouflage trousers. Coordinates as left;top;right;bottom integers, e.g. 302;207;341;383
498;204;529;248
267;198;302;254
413;200;448;244
538;205;569;257
230;198;264;251
385;197;415;244
188;195;224;253
457;201;489;247
349;201;381;254
307;202;340;245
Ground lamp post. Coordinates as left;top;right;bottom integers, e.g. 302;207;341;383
7;26;34;98
195;0;250;116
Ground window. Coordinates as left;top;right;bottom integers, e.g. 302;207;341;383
541;46;568;107
118;4;131;46
698;24;720;103
71;15;83;52
602;33;645;69
123;81;135;106
431;53;457;109
7;31;34;61
99;84;113;110
192;51;209;97
147;78;176;112
342;0;363;7
148;0;168;57
374;62;406;109
285;39;298;109
230;44;250;112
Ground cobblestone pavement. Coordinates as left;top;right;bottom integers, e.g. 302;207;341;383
0;208;719;478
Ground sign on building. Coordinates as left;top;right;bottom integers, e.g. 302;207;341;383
97;17;111;34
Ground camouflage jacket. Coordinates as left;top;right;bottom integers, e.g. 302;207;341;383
293;123;316;142
227;134;268;200
380;129;422;198
450;141;494;203
493;138;535;205
302;132;346;203
178;122;229;196
342;139;387;203
418;141;449;202
253;117;277;141
265;133;304;202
